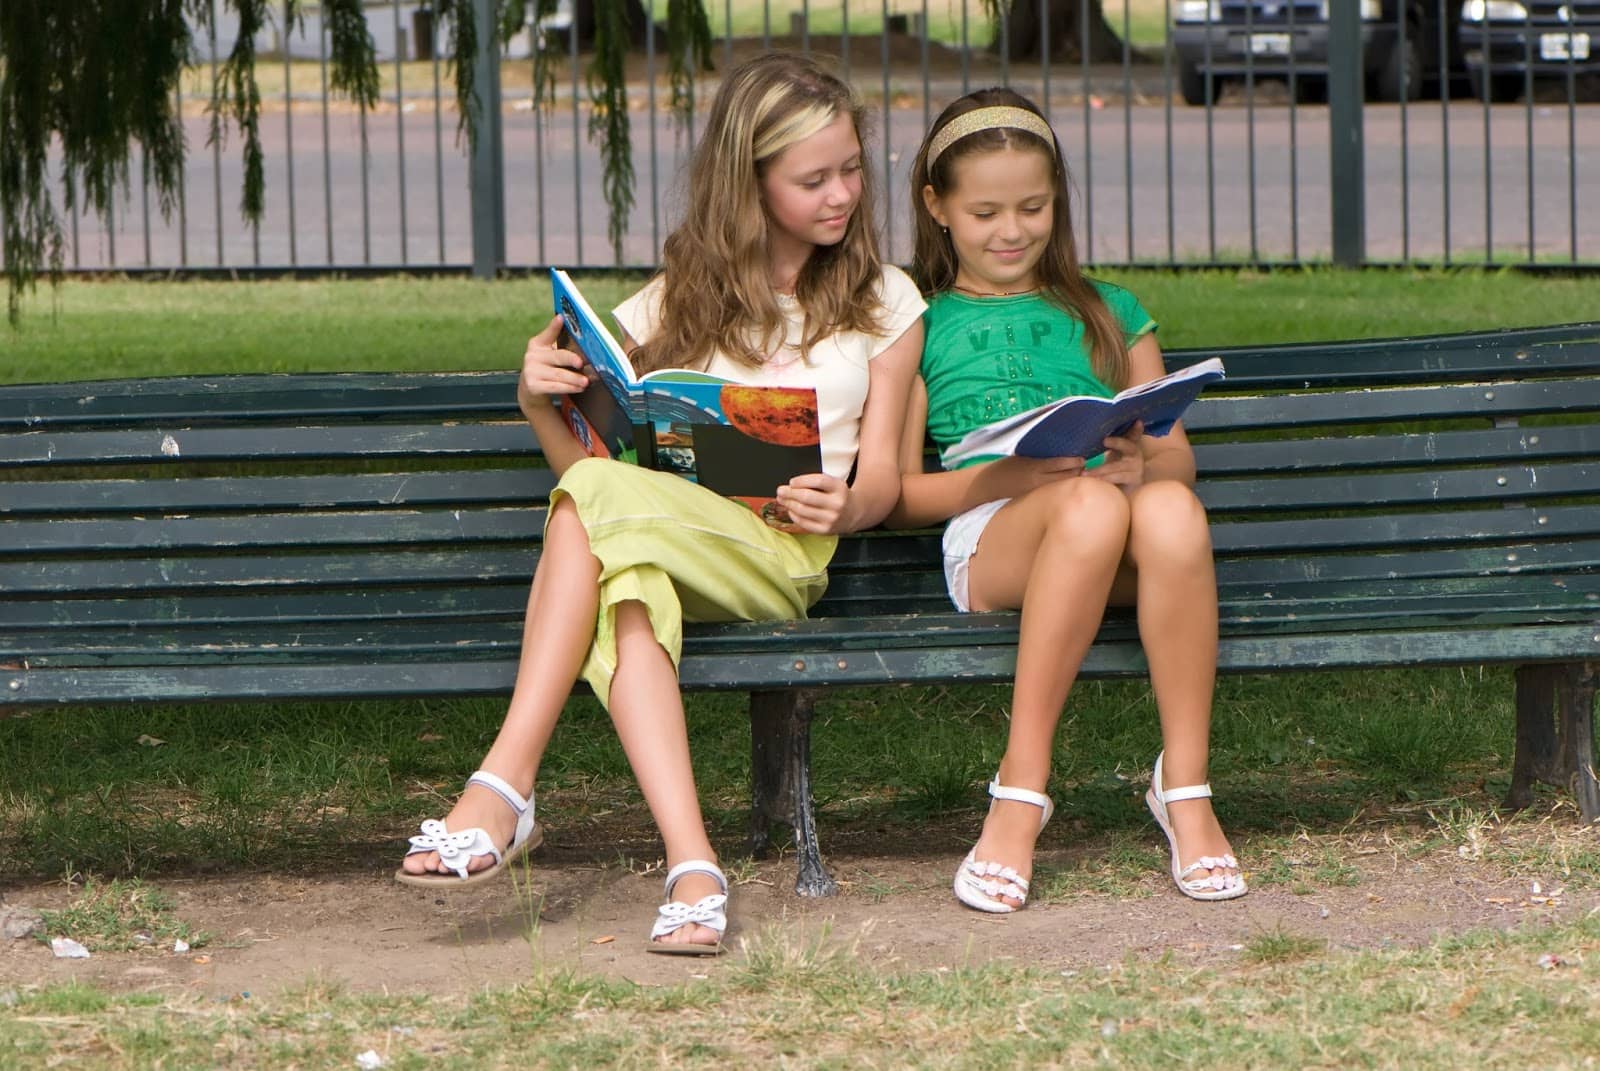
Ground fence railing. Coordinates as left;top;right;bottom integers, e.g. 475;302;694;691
33;0;1600;275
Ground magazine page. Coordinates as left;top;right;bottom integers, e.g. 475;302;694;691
548;269;825;529
639;378;822;532
551;269;641;460
946;358;1225;465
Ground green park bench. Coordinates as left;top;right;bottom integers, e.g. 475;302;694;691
3;321;1597;896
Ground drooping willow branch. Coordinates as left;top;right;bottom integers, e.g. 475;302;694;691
1;0;716;319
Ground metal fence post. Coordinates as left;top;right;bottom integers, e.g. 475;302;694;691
470;0;506;278
1328;1;1365;267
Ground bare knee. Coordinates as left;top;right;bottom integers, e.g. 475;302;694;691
1037;478;1130;551
1128;481;1211;564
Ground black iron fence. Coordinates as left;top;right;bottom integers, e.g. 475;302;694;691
36;0;1600;274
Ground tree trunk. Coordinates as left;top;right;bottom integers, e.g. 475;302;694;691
996;0;1127;64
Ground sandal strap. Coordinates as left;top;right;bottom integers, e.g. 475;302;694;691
988;778;1055;830
1160;782;1213;804
405;820;502;879
663;859;729;898
1177;856;1244;893
650;893;729;940
1176;855;1239;881
1152;752;1213;805
466;770;531;817
962;856;1031;894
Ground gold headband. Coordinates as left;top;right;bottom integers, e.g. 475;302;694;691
926;105;1058;168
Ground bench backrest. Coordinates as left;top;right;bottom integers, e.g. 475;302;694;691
3;321;1598;702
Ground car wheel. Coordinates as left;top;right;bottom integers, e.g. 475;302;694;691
1468;66;1525;102
1179;60;1214;106
1371;21;1426;101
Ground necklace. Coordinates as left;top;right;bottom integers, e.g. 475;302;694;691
953;282;1039;298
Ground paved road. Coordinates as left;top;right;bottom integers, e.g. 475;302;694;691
51;92;1600;271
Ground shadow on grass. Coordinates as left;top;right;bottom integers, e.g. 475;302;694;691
0;667;1552;884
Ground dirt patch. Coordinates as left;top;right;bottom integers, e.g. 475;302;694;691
2;832;1591;998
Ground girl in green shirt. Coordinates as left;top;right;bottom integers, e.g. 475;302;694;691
888;88;1247;911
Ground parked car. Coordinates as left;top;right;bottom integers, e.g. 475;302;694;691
1459;0;1600;100
1171;0;1463;104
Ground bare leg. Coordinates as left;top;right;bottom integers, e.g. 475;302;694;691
961;478;1131;907
401;496;600;876
608;600;721;947
1113;481;1239;886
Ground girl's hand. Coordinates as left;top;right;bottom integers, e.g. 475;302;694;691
1087;423;1146;489
978;454;1086;501
518;315;589;407
775;473;852;534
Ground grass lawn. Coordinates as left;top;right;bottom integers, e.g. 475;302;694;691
2;269;1597;1068
6;266;1598;384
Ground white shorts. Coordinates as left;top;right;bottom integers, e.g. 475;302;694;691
940;498;1011;612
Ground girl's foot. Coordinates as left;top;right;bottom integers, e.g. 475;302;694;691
649;870;726;949
647;860;728;955
1163;795;1243;890
398;772;531;879
953;779;1054;913
1146;752;1246;900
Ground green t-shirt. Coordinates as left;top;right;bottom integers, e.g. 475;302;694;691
919;283;1157;469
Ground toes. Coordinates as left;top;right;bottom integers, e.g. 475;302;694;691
654;922;717;947
401;852;437;875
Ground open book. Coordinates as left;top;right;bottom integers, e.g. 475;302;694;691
944;357;1226;466
551;269;823;531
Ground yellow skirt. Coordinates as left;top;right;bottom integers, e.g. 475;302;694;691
548;457;837;708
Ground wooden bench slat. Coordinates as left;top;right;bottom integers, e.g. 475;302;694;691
1210;503;1600;554
0;424;538;468
7;623;1598;705
1;470;555;516
0;549;541;595
6;501;1594;564
0;373;518;429
1163;322;1600;386
1211;539;1600;584
1190;424;1599;476
7;539;1590;608
0;509;546;556
9;571;1592;639
1197;461;1600;513
1185;377;1600;432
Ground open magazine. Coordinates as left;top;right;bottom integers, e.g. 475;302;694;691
944;357;1226;466
550;269;823;531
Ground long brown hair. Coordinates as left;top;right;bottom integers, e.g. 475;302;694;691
909;88;1129;390
631;53;886;375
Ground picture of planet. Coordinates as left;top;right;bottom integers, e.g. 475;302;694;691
719;385;821;447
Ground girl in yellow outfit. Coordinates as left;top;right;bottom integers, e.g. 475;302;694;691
396;53;926;955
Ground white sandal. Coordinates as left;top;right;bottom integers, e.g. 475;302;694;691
646;859;728;956
952;778;1055;914
1145;752;1247;902
394;770;542;888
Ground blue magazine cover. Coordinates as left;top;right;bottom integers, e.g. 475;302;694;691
944;357;1225;465
550;269;824;530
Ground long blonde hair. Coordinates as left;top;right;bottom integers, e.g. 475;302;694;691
630;52;886;375
909;88;1129;390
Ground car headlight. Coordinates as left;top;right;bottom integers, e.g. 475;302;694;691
1461;0;1530;21
1174;0;1221;22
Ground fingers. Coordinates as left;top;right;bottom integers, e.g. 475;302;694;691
533;314;566;345
776;476;848;533
522;324;589;395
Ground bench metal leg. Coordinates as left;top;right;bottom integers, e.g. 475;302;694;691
1507;662;1599;822
747;688;839;897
